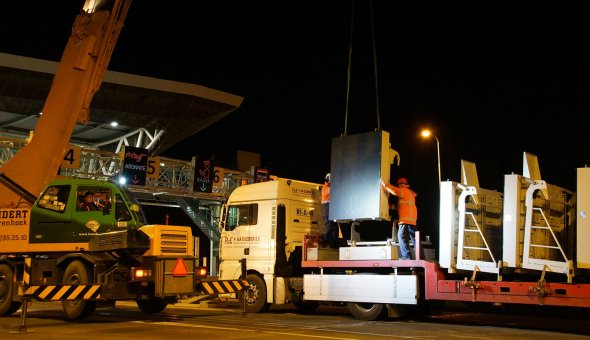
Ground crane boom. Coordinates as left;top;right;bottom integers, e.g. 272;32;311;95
0;0;132;208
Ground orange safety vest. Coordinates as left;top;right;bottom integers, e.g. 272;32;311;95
387;185;417;226
321;181;330;203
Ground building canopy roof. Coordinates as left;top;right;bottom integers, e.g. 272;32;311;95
0;52;243;155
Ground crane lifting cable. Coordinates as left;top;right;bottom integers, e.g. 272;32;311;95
342;0;382;136
370;0;381;131
343;0;355;136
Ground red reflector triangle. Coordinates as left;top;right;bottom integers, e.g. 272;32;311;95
173;258;188;277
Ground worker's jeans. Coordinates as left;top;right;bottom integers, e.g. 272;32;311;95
398;223;416;260
322;202;339;248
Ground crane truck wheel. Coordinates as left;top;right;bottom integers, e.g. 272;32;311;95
239;274;270;313
0;264;22;316
62;260;96;319
347;302;387;321
136;298;168;314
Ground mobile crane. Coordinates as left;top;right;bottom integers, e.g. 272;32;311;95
0;0;245;320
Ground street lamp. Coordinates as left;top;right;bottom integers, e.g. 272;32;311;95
420;129;441;185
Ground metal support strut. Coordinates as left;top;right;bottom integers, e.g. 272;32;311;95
240;258;247;314
462;266;481;302
10;298;34;334
529;265;549;305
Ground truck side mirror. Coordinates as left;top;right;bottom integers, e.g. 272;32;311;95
220;204;227;231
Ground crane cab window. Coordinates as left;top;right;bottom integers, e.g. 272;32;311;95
225;204;258;231
114;193;132;221
77;188;111;212
37;185;70;213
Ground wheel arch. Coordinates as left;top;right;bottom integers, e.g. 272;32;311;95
56;252;115;281
56;253;102;268
0;259;19;272
0;258;25;283
243;269;272;303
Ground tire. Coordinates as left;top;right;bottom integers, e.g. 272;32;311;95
0;264;22;316
136;298;168;314
239;274;270;313
62;260;96;320
347;302;387;321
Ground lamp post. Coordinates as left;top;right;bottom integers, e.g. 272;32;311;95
420;129;441;185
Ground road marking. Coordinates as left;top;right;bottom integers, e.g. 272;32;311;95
133;321;359;339
133;320;250;331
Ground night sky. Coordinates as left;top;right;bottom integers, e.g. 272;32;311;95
3;1;590;238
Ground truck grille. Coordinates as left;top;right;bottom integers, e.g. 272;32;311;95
139;225;193;256
88;229;150;253
97;233;124;248
160;230;189;255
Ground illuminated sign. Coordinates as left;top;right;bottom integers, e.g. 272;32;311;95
123;146;148;186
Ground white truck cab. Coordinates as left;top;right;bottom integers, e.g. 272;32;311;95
218;177;322;312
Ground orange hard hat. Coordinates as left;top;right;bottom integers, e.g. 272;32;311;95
396;177;409;185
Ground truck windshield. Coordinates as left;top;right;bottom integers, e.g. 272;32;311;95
119;187;146;226
225;204;258;231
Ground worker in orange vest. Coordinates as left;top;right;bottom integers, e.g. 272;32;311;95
321;173;338;248
380;177;418;260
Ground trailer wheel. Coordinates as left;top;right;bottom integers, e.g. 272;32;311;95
0;264;21;316
62;260;96;319
136;298;168;314
240;274;270;313
347;302;386;321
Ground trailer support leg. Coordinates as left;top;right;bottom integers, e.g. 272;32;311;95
10;298;34;334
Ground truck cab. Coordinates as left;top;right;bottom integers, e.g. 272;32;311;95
30;178;143;244
218;178;323;312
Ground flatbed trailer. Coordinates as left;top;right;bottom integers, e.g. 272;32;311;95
302;231;590;310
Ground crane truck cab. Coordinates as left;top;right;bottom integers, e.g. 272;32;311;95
1;177;147;255
29;178;143;245
218;177;324;313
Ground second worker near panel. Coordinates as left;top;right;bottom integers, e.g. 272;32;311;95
380;177;418;260
321;173;339;248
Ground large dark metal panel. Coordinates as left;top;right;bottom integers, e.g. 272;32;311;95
330;130;387;221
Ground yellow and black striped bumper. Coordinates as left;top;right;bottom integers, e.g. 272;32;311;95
196;280;249;295
19;284;102;301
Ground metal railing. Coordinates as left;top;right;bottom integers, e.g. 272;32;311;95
0;135;252;242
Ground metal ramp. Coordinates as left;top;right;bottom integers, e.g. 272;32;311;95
439;160;503;274
131;192;222;243
455;160;503;274
503;152;575;282
173;196;221;242
522;179;574;282
1;135;249;243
